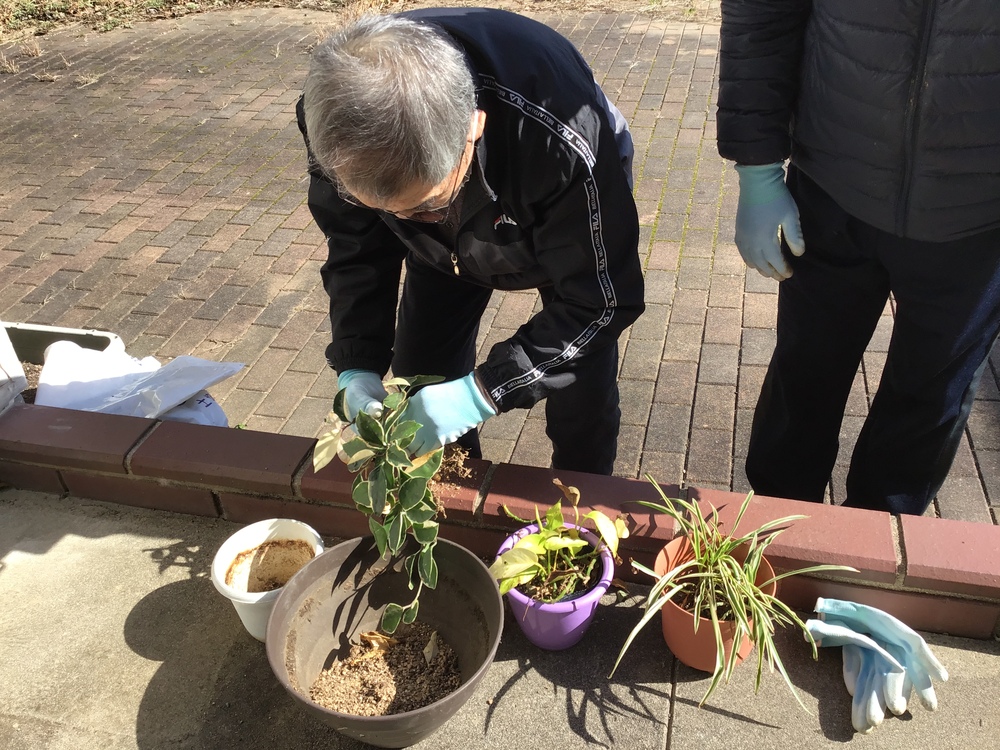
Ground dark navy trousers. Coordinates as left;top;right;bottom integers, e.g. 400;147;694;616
746;167;1000;515
391;256;621;475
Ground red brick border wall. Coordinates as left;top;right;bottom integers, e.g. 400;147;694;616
2;403;999;639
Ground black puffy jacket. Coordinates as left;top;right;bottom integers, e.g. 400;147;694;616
298;8;643;413
718;0;1000;241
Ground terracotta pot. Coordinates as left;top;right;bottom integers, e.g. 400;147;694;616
654;536;777;673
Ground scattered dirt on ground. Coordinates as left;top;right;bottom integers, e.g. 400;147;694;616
225;538;316;593
310;620;461;715
429;445;473;517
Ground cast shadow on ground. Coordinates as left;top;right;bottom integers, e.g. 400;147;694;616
485;587;783;749
125;577;360;749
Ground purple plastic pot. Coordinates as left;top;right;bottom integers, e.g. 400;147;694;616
496;523;614;651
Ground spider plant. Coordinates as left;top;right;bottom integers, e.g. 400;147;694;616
610;474;857;708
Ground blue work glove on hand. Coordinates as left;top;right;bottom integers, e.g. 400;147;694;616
806;618;906;733
404;373;496;457
734;162;805;281
337;369;388;420
816;598;949;714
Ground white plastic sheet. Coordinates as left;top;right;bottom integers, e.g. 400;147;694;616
0;328;28;413
35;340;243;426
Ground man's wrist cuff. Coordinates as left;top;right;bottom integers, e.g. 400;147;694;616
465;372;497;419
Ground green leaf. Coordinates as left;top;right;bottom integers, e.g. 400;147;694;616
584;510;621;557
489;547;539;581
312;429;341;473
542;536;588;553
382;377;412;388
499;575;533;595
370;467;387;516
544;501;565;531
609;580;685;678
348;457;372;473
512;533;546;555
399;476;428;511
387;513;405;554
340;436;373;460
418;544;438;588
381;603;404;634
369;516;388;558
405;506;437;526
355;409;384;446
402;599;419;624
404;552;419;587
389;420;420;444
387;443;412;468
333;388;350;422
352;478;373;511
383;392;404;410
411;520;438;544
405;448;443;479
403;374;445;388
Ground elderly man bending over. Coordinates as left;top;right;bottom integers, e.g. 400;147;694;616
297;8;644;475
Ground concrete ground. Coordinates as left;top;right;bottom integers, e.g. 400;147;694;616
2;7;999;526
2;487;998;750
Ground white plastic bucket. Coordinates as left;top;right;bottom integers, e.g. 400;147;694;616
211;518;324;641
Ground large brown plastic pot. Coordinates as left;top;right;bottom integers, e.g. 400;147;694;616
265;536;503;748
655;536;777;673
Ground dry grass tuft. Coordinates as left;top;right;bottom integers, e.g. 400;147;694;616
19;37;41;56
0;51;19;73
74;70;101;86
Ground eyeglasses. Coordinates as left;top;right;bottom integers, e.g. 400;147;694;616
334;119;477;224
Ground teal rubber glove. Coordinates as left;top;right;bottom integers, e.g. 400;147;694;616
816;597;948;712
337;369;387;420
734;162;805;281
806;618;906;733
404;373;496;457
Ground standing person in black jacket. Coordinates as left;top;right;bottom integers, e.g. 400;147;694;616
718;1;1000;515
298;9;644;474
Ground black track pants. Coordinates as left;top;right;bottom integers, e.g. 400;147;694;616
746;167;1000;515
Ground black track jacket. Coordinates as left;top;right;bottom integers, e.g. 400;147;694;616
297;8;644;413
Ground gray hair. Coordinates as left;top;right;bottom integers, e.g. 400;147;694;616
303;14;477;202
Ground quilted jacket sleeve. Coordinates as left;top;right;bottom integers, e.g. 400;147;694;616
717;0;812;165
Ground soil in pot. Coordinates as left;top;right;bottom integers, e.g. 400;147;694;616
225;538;316;594
516;545;601;603
309;620;461;716
19;361;41;404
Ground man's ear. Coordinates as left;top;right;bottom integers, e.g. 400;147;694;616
473;109;487;140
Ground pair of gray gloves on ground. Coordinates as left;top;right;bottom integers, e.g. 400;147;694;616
806;598;949;733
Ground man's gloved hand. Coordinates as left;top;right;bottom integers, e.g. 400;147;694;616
816;597;948;713
404;373;496;457
806;618;906;733
337;369;388;420
734;162;805;281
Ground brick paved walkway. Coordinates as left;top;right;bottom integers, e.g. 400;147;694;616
2;7;998;525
